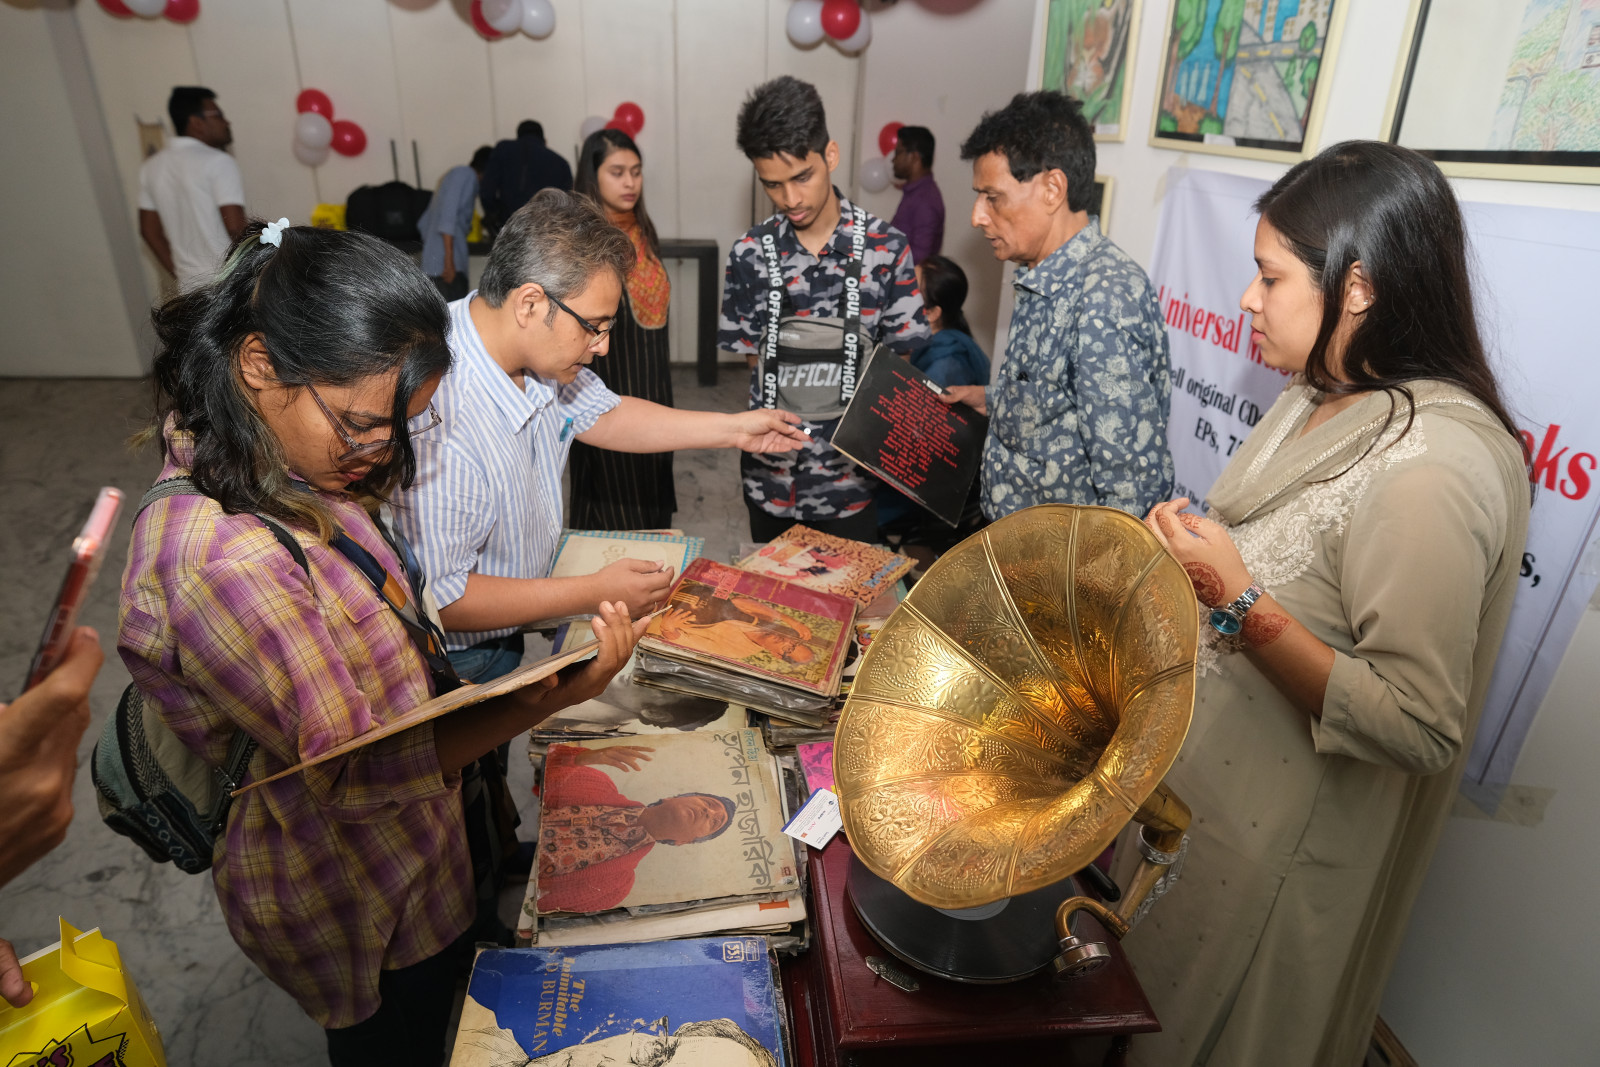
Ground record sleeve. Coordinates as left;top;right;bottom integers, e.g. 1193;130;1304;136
734;525;911;607
639;558;856;699
830;352;988;527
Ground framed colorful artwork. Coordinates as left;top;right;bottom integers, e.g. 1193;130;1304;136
1385;0;1600;185
1148;0;1348;161
1039;0;1145;142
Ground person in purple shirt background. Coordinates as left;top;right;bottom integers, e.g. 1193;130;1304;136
890;125;944;265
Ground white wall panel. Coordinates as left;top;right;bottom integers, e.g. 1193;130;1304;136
578;0;679;234
486;0;587;155
675;0;771;251
186;0;317;224
847;0;1037;351
387;0;497;192
75;2;199;299
284;0;406;194
0;5;144;376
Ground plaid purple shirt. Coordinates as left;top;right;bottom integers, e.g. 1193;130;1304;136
117;428;473;1029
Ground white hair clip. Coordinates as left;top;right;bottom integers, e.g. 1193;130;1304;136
260;217;291;248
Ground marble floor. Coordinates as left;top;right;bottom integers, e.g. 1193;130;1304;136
0;364;753;1065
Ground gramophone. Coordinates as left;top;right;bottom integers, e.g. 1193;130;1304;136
835;504;1196;983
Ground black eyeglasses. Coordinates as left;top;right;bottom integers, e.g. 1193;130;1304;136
305;381;441;465
548;294;614;347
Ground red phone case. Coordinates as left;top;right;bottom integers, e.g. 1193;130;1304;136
22;486;124;693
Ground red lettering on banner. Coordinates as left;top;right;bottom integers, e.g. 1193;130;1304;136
1519;424;1596;500
1158;285;1286;376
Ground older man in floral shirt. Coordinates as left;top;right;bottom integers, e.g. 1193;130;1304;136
943;91;1173;519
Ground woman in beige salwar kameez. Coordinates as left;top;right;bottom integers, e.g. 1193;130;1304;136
1119;142;1531;1067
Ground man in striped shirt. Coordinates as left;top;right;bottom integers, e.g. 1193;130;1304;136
393;190;807;685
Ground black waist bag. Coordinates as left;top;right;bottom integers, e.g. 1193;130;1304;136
755;202;884;423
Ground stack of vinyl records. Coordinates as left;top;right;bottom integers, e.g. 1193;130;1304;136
632;557;860;725
517;730;808;952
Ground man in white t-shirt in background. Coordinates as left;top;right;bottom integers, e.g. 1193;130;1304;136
138;86;247;290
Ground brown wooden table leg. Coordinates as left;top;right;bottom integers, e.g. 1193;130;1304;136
1102;1033;1132;1067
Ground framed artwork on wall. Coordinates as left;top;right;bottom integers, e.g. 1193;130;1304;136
1091;174;1116;233
1385;0;1600;185
1039;0;1145;142
1148;0;1348;162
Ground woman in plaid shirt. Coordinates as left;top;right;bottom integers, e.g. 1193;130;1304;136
118;221;646;1066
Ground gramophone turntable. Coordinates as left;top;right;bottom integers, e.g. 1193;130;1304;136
835;505;1196;984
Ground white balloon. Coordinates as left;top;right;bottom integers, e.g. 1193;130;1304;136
579;115;608;141
860;155;892;193
293;137;330;167
294;111;333;150
835;12;872;52
520;0;555;38
786;0;826;47
125;0;166;16
482;0;523;34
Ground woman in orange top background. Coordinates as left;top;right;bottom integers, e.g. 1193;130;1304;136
570;128;676;530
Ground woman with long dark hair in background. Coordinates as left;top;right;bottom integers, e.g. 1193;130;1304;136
1124;141;1530;1066
118;220;644;1066
569;128;677;529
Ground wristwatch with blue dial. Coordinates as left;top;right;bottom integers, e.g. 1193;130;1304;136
1209;582;1265;636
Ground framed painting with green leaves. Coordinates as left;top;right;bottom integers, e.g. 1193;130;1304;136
1039;0;1145;142
1384;0;1600;185
1148;0;1348;162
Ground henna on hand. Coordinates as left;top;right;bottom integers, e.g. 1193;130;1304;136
1242;611;1290;649
1176;512;1206;532
1184;563;1228;607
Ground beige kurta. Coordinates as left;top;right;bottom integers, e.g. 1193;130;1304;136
1116;380;1529;1067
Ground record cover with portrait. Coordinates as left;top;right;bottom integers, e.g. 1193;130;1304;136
535;731;798;916
735;525;912;607
639;558;856;698
450;937;787;1067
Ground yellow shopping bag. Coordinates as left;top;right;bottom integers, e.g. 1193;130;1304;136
0;919;166;1066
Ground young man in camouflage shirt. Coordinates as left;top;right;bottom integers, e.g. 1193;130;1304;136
719;76;930;543
941;91;1174;520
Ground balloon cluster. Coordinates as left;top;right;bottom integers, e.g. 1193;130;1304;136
576;101;646;143
786;0;871;52
292;90;366;167
472;0;556;40
859;122;902;194
97;0;199;22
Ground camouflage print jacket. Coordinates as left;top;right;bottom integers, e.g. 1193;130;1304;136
719;192;929;522
982;218;1174;520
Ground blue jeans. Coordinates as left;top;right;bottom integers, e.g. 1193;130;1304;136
447;635;525;684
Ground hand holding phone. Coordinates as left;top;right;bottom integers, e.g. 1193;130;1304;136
22;487;123;694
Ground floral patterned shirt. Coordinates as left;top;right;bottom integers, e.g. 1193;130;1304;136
983;218;1174;519
539;804;653;879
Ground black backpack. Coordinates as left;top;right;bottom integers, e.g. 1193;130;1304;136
90;478;301;874
346;180;432;244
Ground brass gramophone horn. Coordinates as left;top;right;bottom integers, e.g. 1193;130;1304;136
836;504;1196;980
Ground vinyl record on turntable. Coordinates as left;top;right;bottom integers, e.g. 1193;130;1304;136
846;853;1088;984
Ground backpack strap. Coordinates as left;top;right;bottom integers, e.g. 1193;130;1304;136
134;476;319;800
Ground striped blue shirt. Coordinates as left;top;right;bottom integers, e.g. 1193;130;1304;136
392;292;620;650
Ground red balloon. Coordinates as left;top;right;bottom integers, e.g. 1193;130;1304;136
612;102;644;137
330;120;367;157
296;89;333;118
877;121;904;158
97;0;135;16
164;0;199;23
820;0;861;40
469;0;503;39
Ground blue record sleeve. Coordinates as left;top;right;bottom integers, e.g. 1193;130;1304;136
450;936;787;1066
